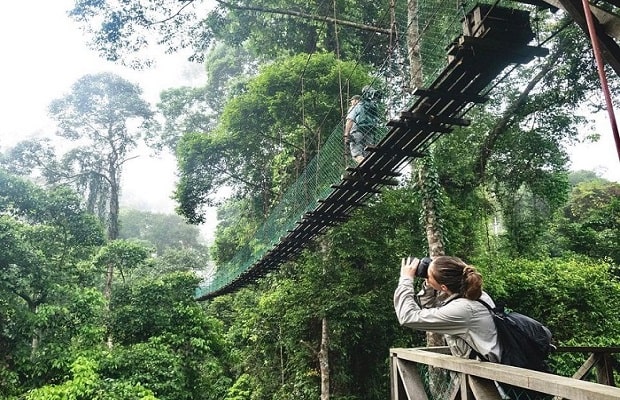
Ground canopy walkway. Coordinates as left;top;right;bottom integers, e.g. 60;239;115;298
195;3;548;300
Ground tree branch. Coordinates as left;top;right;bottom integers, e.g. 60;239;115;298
472;45;564;184
215;0;392;35
300;339;318;356
212;163;278;197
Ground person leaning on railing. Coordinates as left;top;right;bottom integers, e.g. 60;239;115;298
394;256;501;362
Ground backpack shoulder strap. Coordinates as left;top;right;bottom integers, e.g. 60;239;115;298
476;298;494;311
443;295;490;362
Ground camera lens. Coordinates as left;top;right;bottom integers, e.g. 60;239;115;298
415;257;432;278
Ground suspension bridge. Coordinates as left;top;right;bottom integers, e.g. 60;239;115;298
194;2;549;300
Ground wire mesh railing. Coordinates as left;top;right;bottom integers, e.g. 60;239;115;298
195;116;391;297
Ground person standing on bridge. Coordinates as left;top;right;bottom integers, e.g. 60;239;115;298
393;256;501;362
343;87;381;164
344;94;365;164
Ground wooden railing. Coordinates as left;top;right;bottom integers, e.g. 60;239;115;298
391;347;620;400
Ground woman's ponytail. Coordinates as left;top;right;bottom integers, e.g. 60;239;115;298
461;266;483;300
431;256;483;300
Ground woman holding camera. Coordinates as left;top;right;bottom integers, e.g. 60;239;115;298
394;255;501;362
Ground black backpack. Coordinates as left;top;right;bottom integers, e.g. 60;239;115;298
476;299;555;372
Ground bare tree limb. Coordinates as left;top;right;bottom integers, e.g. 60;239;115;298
215;0;392;35
473;46;563;184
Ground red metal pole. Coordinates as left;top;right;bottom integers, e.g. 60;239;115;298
581;0;620;162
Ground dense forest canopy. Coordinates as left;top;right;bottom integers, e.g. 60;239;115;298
1;0;619;399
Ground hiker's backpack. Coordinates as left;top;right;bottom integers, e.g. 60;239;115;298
356;87;382;130
477;299;555;372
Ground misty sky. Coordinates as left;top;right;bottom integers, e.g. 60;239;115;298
0;1;208;216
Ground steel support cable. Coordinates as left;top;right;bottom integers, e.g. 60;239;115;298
312;7;394;135
293;0;394;138
331;0;344;116
581;0;620;161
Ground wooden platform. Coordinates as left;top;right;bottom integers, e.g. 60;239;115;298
391;347;620;399
196;4;549;300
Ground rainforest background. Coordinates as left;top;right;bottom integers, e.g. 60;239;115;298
1;0;619;398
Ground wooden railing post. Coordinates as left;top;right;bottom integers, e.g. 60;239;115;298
595;352;615;386
390;351;430;400
467;376;502;400
557;346;620;387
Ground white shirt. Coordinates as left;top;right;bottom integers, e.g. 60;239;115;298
394;277;501;362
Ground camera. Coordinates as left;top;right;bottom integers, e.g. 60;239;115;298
415;257;432;278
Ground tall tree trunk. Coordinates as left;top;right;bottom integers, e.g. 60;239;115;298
407;0;423;90
105;160;121;347
318;239;331;399
29;302;40;360
420;156;445;258
319;317;330;400
408;1;448;397
407;0;446;346
103;161;120;303
417;156;446;351
108;163;120;241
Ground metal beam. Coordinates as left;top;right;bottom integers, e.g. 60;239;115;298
535;0;620;75
559;0;620;76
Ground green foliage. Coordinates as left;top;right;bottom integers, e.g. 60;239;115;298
567;169;606;187
0;138;58;179
174;52;371;224
475;254;620;378
100;341;186;399
476;256;620;345
152;247;211;277
224;374;256;400
20;268;231;400
153;45;258;154
108;272;231;399
6;3;620;399
0;344;19;398
119;209;205;256
48;72;155;239
153;86;217;152
110;272;200;344
69;0;406;68
93;239;153;283
552;180;620;264
25;356;158;400
207;186;428;399
0;169;107;391
210;199;261;265
497;180;568;256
